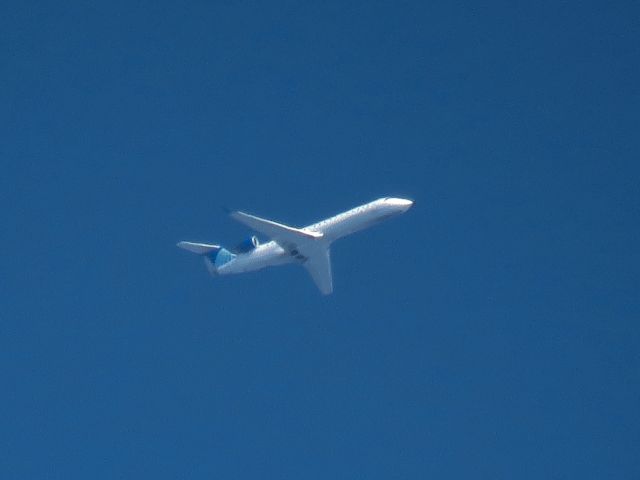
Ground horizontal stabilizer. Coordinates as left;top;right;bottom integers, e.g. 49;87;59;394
176;241;221;255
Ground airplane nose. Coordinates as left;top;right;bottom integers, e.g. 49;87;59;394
386;198;414;210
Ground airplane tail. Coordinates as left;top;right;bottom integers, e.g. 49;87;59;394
177;241;236;275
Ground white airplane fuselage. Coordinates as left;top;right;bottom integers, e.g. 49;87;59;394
217;197;413;275
178;197;413;294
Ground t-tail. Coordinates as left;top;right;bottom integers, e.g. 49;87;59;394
176;241;236;275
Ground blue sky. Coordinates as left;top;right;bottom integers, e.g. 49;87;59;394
2;1;639;478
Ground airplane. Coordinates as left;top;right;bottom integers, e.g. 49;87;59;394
177;197;414;295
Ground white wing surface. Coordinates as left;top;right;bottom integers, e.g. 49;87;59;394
230;210;332;294
229;211;322;250
303;248;333;295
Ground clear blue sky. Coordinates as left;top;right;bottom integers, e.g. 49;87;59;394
2;1;639;478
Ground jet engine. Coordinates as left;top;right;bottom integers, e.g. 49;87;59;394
234;235;260;253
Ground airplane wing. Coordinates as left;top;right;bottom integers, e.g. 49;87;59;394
230;210;332;294
303;247;333;295
229;211;322;250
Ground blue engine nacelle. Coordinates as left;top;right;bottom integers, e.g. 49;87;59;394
234;235;260;253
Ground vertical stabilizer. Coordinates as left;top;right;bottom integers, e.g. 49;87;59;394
177;241;236;276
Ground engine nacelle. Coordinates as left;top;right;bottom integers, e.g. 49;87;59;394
234;235;260;253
